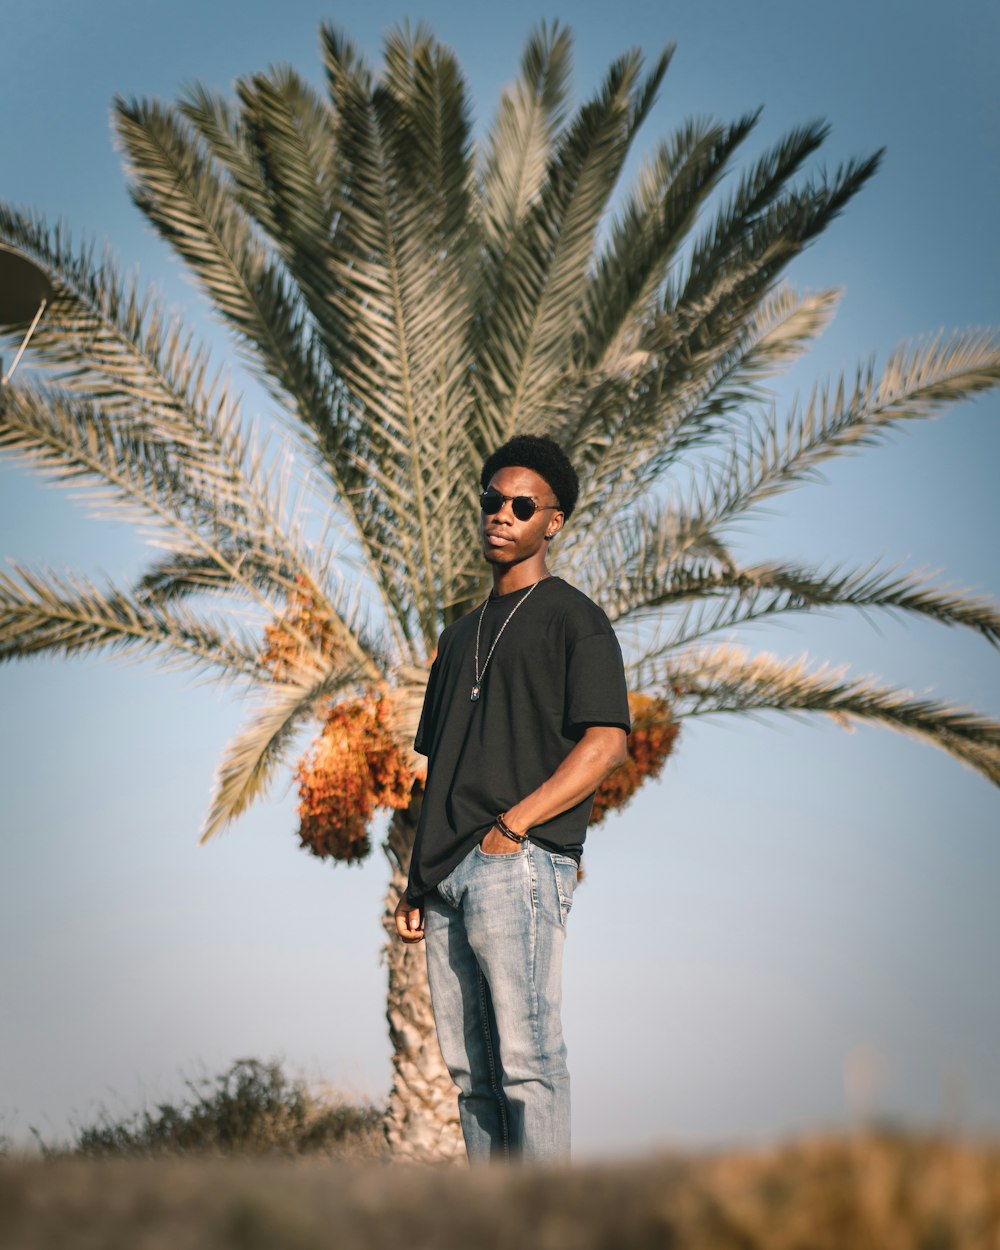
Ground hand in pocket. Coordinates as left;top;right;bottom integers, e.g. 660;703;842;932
479;823;523;855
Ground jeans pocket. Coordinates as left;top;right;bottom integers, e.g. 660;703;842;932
551;855;578;923
475;839;525;859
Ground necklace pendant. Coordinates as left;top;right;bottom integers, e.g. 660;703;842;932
471;578;543;709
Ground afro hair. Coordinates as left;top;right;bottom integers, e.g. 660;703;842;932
480;435;580;519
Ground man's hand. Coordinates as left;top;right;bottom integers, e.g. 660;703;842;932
394;894;425;943
479;822;524;855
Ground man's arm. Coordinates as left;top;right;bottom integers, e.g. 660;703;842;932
478;724;627;853
394;724;626;939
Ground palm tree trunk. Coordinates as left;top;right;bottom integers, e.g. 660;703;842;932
381;797;465;1162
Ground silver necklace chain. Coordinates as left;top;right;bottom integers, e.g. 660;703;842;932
470;578;546;702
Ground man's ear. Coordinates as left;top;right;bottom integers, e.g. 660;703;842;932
545;512;564;541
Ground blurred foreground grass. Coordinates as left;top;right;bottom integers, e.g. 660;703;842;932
3;1131;1000;1249
3;1061;999;1247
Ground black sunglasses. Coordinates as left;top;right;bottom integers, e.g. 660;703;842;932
479;489;560;522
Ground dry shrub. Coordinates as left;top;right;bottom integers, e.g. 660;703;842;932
35;1059;385;1161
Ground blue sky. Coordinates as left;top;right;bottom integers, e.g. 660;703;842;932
1;0;998;1155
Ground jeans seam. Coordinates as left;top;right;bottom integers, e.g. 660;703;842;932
476;967;509;1160
555;858;572;926
525;844;544;1084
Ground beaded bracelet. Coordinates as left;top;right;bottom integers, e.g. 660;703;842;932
496;812;527;844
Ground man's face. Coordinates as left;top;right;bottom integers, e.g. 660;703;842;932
480;465;564;569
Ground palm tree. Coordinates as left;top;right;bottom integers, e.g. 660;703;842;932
1;21;998;1162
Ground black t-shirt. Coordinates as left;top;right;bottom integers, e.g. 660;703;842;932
405;576;631;903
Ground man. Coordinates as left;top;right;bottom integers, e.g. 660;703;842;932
393;434;630;1162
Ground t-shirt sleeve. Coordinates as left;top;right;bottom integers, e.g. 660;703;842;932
413;656;440;757
565;630;631;735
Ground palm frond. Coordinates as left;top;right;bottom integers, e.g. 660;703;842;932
644;283;845;475
1;380;246;541
677;281;844;435
0;205;335;576
0;204;234;440
480;21;573;251
322;25;481;644
564;149;881;506
177;74;435;655
0;561;265;681
112;97;347;467
682;328;1000;534
647;643;1000;787
388;660;434;774
575;491;1000;648
677;132;879;313
561;284;842;538
578;110;759;372
562;493;735;610
230;67;344;359
619;557;1000;656
235;67;338;256
177;82;283;236
475;43;671;436
133;550;260;602
1;382;383;675
0;219;393;667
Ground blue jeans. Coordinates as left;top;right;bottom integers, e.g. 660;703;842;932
424;839;578;1163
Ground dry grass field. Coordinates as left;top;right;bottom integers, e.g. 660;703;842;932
3;1130;999;1250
